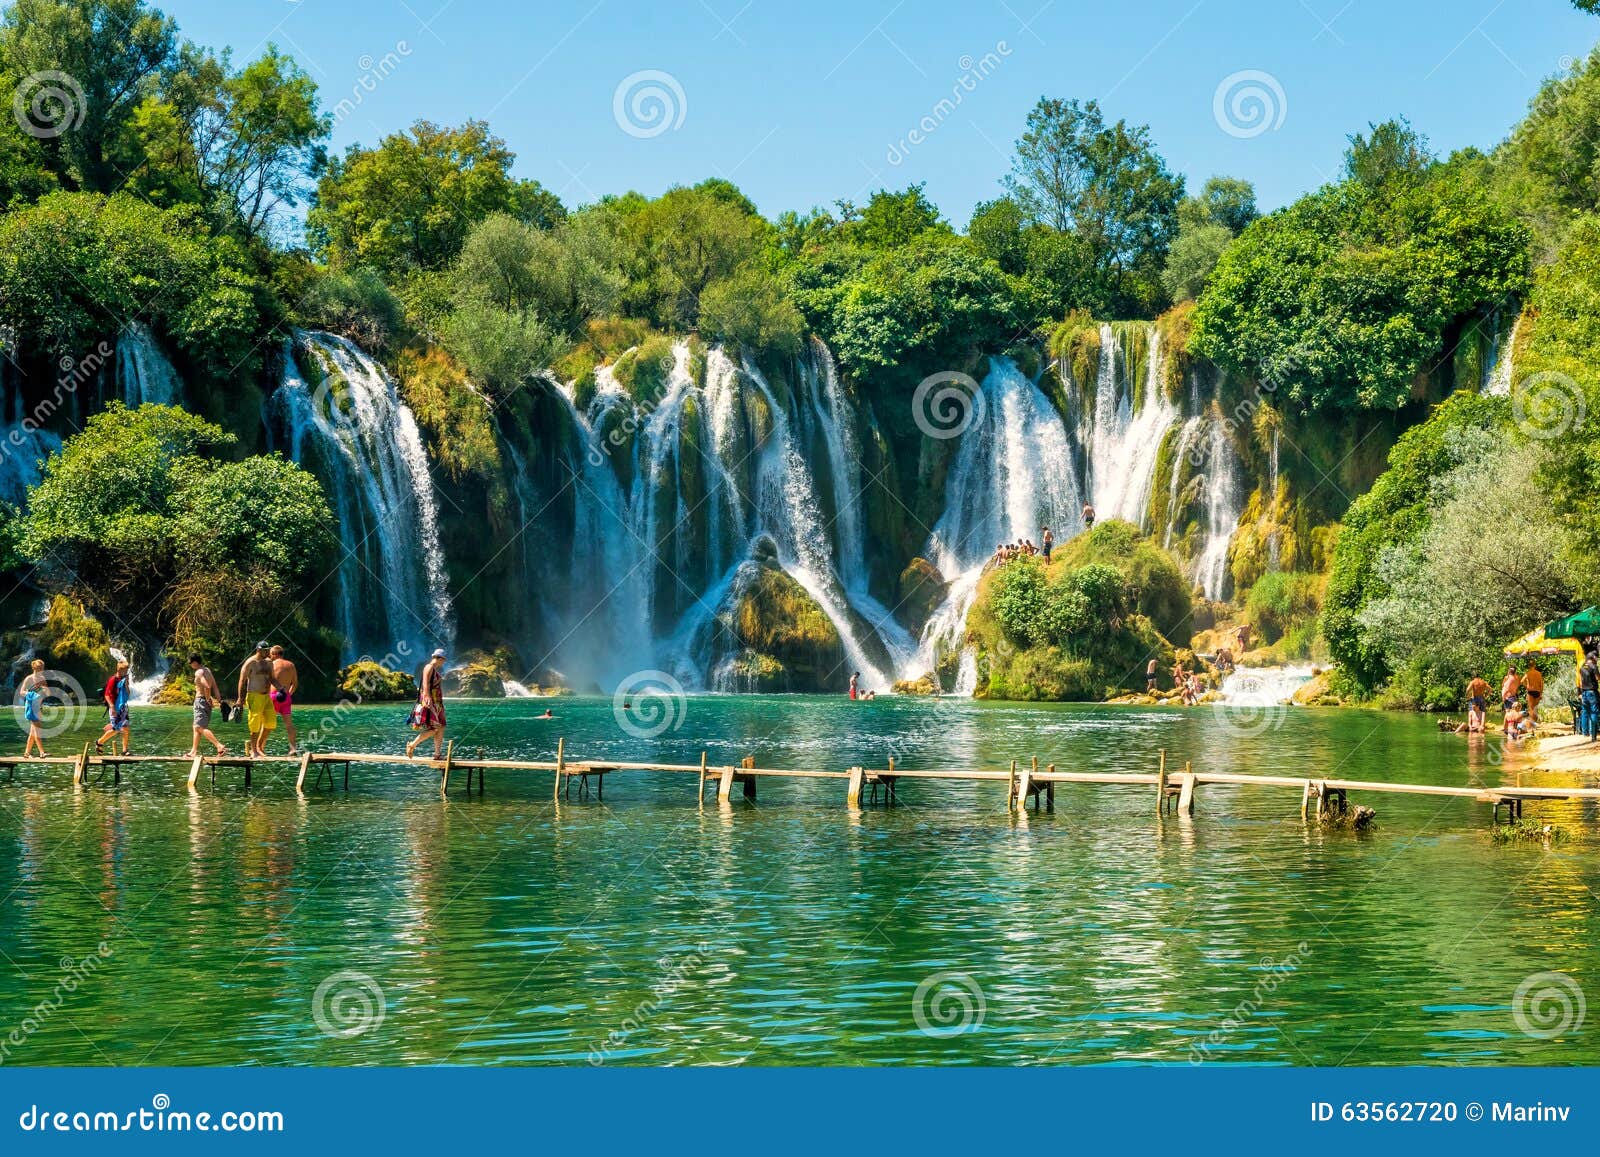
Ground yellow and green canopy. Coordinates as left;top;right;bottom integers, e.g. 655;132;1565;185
1544;606;1600;639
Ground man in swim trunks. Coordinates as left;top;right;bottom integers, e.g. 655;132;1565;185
1523;661;1544;723
236;642;279;757
269;645;300;754
187;654;227;757
95;660;131;754
1464;673;1490;733
1146;657;1158;693
1500;666;1520;715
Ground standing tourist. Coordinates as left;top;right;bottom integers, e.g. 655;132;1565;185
236;642;278;758
849;671;859;701
1581;651;1599;742
407;648;449;760
1464;672;1490;733
1145;657;1158;694
1500;666;1521;716
95;659;131;754
1523;661;1544;723
1041;527;1053;561
1082;503;1096;530
186;655;227;757
269;645;300;755
20;659;48;758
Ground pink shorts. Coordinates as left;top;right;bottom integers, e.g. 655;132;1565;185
272;689;293;716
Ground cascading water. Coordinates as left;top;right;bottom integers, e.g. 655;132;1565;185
270;331;455;662
1194;414;1244;602
1485;312;1523;397
116;322;182;406
0;369;60;505
1083;325;1180;526
917;357;1083;676
1217;664;1315;705
535;340;912;691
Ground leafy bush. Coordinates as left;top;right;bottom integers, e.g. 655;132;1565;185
298;266;403;350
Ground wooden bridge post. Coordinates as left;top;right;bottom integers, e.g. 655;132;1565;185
188;753;205;791
441;740;454;796
553;737;565;800
73;743;90;787
1007;759;1019;809
1155;749;1167;812
741;755;756;800
717;765;735;803
697;751;708;804
1300;780;1314;822
1045;763;1056;809
1015;758;1034;811
846;766;863;809
1177;760;1196;815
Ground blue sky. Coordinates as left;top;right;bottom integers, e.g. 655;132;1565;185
164;0;1597;227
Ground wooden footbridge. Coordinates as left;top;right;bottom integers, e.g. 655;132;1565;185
2;740;1597;825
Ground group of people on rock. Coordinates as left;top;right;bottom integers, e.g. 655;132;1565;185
991;526;1057;568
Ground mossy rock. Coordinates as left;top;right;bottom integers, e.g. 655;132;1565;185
444;647;520;697
152;673;195;705
895;557;948;633
34;595;115;691
892;673;939;695
335;660;417;702
709;545;845;693
611;335;677;404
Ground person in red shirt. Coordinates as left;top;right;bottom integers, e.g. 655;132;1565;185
95;660;131;754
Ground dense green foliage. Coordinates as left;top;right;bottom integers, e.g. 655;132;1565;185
19;404;336;660
967;523;1186;701
1192;124;1530;410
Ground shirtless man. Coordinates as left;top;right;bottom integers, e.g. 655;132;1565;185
1500;666;1521;716
1523;661;1544;723
236;642;280;758
1464;673;1491;734
269;645;300;754
1146;657;1159;693
187;654;227;757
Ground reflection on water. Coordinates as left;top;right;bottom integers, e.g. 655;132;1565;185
0;697;1595;1066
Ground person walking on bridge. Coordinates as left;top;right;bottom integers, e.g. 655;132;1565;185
406;649;449;760
269;645;300;755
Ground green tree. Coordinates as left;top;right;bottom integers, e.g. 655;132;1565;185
21;403;335;656
306;119;564;277
0;0;175;191
852;184;948;250
698;265;804;355
1004;96;1183;313
1162;177;1258;302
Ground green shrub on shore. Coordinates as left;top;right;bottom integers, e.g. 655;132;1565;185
335;661;417;702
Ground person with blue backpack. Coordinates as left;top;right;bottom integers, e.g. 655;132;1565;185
20;658;48;758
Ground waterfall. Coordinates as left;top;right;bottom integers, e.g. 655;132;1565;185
1267;426;1281;571
108;646;169;704
0;372;61;505
917;357;1083;675
1083;325;1180;526
1162;416;1203;551
537;340;911;691
1195;415;1244;601
1217;664;1314;705
1485;312;1523;397
116;323;181;406
270;332;454;662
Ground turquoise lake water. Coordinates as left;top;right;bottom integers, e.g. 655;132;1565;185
0;695;1593;1066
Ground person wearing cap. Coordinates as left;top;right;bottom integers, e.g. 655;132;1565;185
236;641;280;758
95;659;132;754
406;648;449;759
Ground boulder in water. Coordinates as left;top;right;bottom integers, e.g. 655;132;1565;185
895;558;948;634
335;660;417;702
709;548;845;693
892;673;939;696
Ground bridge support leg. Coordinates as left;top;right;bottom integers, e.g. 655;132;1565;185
847;766;863;809
189;755;204;791
717;766;734;803
1177;765;1196;816
296;752;312;792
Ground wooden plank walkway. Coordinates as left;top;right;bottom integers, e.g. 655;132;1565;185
2;744;1598;826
